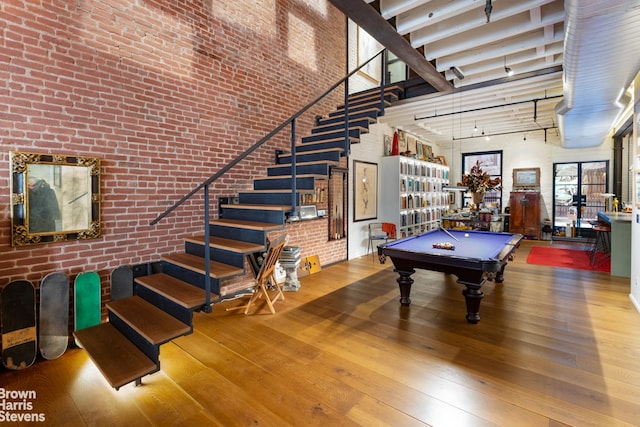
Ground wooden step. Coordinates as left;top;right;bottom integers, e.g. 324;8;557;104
184;236;265;254
252;173;327;181
295;136;359;149
267;159;339;168
347;85;403;103
220;203;291;211
240;189;314;194
210;218;284;232
336;99;392;111
162;252;244;279
276;147;343;158
135;273;207;309
73;323;157;390
107;296;191;345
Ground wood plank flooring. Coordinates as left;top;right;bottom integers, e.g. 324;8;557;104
2;240;638;426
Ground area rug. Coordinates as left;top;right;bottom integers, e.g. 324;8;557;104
526;246;610;273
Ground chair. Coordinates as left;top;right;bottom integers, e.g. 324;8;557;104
367;222;396;256
590;222;611;267
227;234;288;314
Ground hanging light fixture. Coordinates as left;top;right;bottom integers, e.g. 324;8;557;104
504;56;513;76
450;66;465;80
485;0;493;23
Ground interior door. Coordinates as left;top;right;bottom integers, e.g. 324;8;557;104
553;161;608;238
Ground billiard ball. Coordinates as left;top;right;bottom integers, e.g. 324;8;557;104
464;233;469;238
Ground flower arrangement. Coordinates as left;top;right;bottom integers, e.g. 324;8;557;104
459;160;501;193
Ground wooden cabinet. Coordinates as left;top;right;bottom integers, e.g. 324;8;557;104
509;191;540;239
380;156;449;239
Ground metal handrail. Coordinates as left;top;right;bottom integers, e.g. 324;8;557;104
150;48;385;226
150;48;386;310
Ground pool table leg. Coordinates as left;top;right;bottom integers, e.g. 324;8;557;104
393;268;414;306
494;263;507;283
460;282;483;324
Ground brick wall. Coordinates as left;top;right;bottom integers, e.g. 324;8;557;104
0;1;347;299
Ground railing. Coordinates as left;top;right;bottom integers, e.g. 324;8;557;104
150;49;387;310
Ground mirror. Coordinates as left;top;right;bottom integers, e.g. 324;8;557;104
10;151;101;246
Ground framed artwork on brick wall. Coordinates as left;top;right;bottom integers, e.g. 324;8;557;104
353;160;377;221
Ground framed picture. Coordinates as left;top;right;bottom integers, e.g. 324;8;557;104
435;155;447;166
383;134;392;156
513;167;541;187
407;136;417;154
353;160;378;221
423;144;433;160
398;130;407;152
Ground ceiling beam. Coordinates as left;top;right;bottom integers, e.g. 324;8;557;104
328;0;453;92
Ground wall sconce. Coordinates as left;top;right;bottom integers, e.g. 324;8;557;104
473;121;478;132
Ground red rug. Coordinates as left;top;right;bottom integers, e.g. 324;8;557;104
526;246;610;273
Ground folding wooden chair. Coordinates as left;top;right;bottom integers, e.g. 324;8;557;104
228;234;288;314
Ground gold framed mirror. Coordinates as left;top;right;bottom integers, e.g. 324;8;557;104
10;151;101;246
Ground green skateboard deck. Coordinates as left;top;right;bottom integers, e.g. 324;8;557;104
39;272;70;360
74;272;101;347
110;265;133;301
1;280;37;370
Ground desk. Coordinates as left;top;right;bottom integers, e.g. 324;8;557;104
597;211;632;277
378;229;523;323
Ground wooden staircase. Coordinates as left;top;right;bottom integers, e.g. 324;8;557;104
73;85;403;389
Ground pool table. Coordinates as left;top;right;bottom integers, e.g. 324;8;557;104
378;228;523;324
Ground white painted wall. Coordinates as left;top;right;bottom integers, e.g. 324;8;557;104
348;122;394;259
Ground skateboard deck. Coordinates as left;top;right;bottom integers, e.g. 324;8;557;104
1;280;37;370
74;272;101;347
39;272;70;360
110;265;133;301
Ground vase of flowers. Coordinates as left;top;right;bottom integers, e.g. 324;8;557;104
459;161;501;208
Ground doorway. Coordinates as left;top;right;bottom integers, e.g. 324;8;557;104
552;161;609;239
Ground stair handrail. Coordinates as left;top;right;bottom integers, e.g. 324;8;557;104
150;48;386;226
150;48;386;311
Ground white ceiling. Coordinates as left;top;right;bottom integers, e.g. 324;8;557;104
347;0;640;149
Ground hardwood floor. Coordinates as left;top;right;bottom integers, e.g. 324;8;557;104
2;240;638;426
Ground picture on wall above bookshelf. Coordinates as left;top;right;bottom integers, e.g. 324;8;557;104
380;156;450;239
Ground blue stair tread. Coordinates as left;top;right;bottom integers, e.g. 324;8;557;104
268;159;339;168
134;273;207;310
220;203;291;211
211;218;284;231
184;235;265;254
253;174;327;181
239;189;314;195
107;296;191;345
277;147;343;157
162;252;244;279
297;136;358;146
73;323;157;389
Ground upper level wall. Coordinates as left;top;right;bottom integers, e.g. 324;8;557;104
0;0;347;286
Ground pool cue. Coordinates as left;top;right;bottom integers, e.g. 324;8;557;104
439;225;459;241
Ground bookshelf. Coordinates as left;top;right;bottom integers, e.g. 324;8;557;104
380;156;450;238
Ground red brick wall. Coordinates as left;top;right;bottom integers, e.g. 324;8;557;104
0;1;347;299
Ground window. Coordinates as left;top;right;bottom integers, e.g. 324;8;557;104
461;151;503;209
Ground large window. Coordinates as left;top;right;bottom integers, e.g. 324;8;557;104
461;151;503;209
